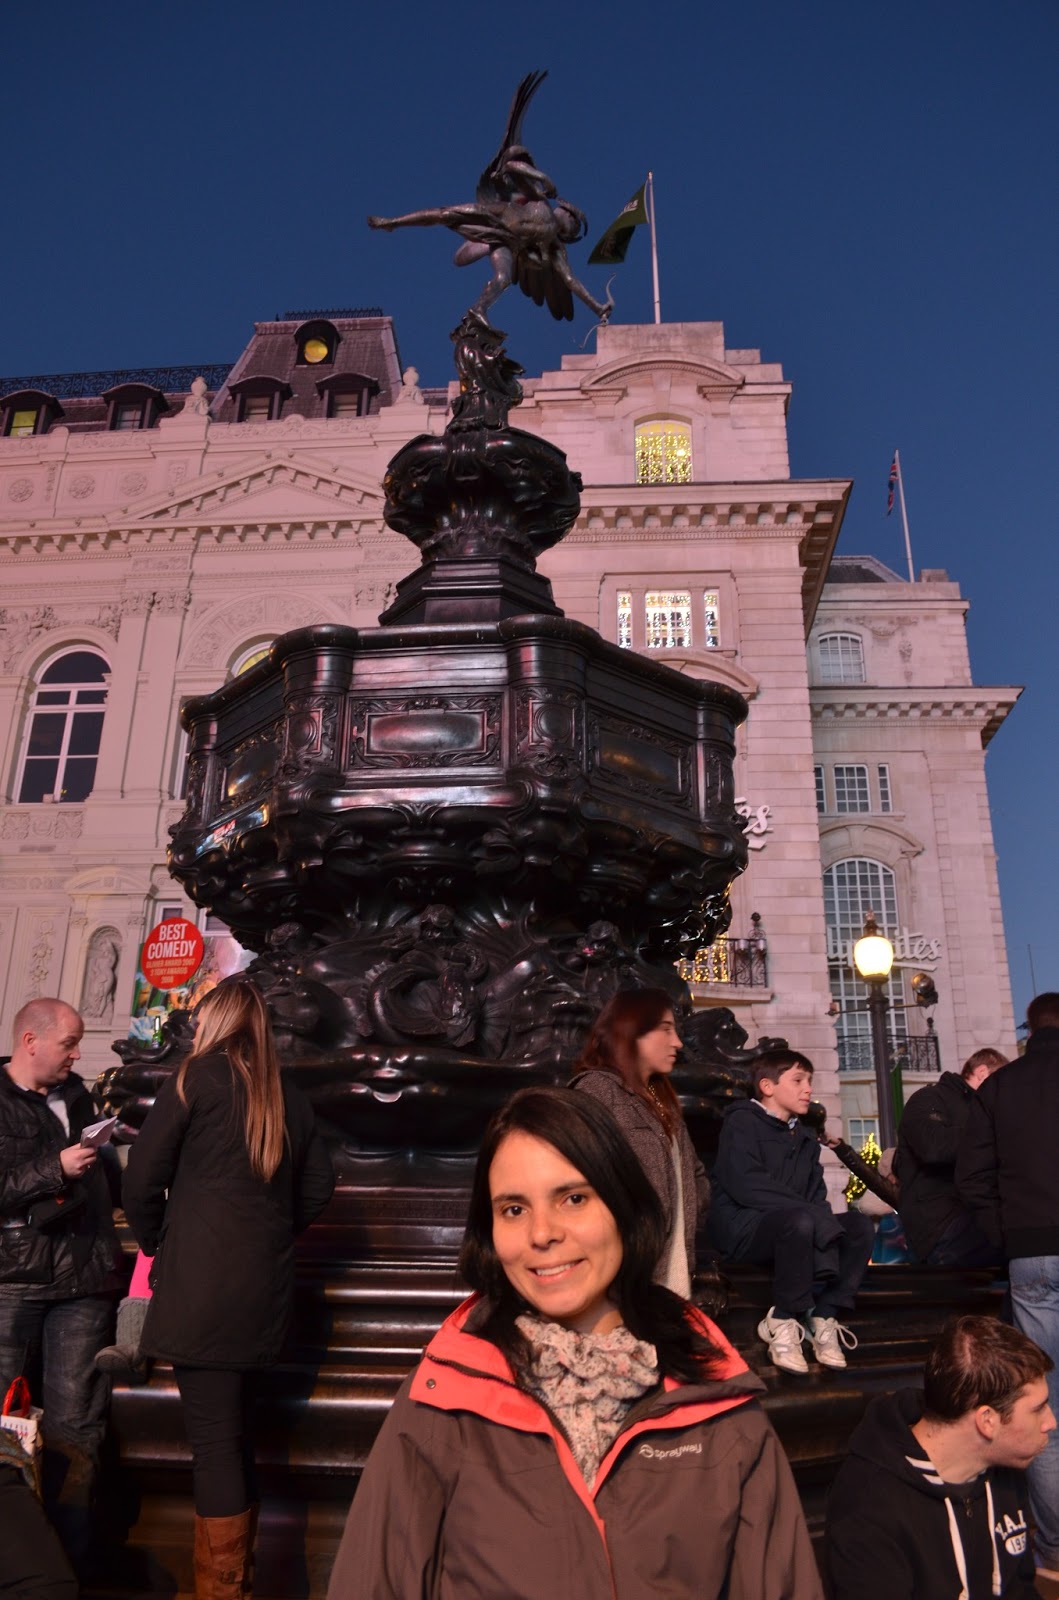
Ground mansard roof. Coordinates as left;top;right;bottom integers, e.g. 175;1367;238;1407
210;308;402;423
825;554;904;584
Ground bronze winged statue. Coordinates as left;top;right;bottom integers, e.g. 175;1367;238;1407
369;70;613;326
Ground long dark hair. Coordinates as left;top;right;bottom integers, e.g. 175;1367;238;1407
459;1087;724;1382
573;988;682;1136
179;978;286;1182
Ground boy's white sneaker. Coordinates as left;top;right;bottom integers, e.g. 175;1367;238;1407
757;1307;809;1374
808;1315;858;1369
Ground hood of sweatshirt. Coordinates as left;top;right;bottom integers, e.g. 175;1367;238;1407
847;1389;1012;1599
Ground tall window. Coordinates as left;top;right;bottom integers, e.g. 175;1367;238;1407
817;633;865;684
18;649;109;803
824;858;907;1073
878;764;893;813
833;765;871;814
702;591;720;650
814;766;826;813
635;420;692;485
617;592;633;649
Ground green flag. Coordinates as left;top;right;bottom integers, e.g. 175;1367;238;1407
588;183;649;266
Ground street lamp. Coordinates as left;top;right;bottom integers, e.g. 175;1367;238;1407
853;909;898;1149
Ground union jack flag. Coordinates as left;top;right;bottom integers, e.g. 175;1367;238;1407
887;454;898;516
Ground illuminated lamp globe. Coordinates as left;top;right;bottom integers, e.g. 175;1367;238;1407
853;912;894;982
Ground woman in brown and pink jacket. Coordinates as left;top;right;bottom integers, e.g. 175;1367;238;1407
327;1087;821;1600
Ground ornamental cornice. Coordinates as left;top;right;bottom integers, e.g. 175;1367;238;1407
570;486;846;539
810;686;1022;746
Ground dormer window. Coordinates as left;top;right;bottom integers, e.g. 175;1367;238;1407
316;371;379;419
295;319;339;367
1;389;63;438
102;382;168;432
228;376;292;423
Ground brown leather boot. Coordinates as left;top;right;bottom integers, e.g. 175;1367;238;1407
193;1508;254;1600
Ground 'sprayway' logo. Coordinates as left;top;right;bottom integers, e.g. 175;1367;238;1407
639;1441;702;1460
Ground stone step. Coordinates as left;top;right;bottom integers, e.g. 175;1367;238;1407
87;1259;1006;1598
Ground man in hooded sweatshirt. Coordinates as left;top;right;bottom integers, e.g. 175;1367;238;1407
827;1315;1054;1600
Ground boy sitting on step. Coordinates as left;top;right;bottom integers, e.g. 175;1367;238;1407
710;1049;874;1375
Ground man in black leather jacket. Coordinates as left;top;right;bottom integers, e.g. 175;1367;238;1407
0;997;122;1574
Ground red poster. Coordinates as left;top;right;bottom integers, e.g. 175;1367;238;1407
140;918;205;991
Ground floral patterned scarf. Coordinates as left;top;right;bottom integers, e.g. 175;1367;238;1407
516;1313;659;1483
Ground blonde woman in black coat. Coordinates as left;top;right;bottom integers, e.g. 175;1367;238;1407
123;979;334;1599
572;989;710;1298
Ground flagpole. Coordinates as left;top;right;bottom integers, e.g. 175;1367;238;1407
647;171;661;325
894;448;915;582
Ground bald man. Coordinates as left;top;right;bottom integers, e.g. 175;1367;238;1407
0;998;122;1576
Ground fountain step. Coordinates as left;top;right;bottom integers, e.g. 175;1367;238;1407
85;1260;1005;1597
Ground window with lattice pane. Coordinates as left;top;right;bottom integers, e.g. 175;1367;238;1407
824;858;907;1073
834;765;870;814
17;649;109;803
645;591;692;649
817;633;866;684
635;421;692;485
814;766;826;813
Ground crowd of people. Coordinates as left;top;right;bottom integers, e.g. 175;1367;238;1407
1;982;1057;1599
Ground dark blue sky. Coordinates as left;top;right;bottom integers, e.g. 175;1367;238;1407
3;2;1056;1023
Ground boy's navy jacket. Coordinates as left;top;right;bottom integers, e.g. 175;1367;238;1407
708;1098;843;1261
828;1388;1038;1599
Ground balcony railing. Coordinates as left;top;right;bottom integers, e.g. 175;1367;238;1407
677;933;769;989
893;1033;942;1074
838;1033;941;1075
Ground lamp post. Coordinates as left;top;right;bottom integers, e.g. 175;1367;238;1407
853;909;898;1149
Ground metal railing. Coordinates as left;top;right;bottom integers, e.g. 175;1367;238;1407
838;1032;940;1075
893;1033;942;1074
677;934;769;988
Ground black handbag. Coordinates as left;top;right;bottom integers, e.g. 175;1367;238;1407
0;1227;53;1285
28;1183;86;1232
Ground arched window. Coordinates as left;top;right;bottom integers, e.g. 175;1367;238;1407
229;641;273;678
634;419;692;485
817;633;865;684
295;318;339;367
17;649;109;803
823;858;907;1073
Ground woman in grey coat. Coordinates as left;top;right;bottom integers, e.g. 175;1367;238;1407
572;990;710;1296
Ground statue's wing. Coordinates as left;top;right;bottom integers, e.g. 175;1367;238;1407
514;250;575;322
477;70;548;202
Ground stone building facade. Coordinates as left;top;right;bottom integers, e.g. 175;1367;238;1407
0;312;1018;1138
